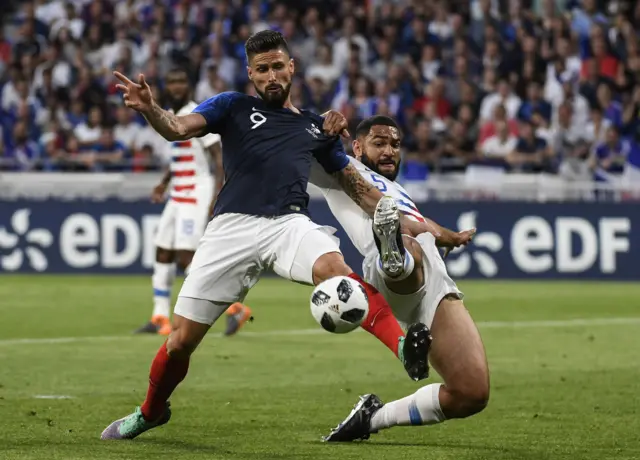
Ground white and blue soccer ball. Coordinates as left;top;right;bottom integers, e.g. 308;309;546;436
310;276;369;334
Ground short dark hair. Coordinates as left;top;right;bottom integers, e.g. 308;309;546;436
356;116;401;139
167;67;188;78
245;30;290;61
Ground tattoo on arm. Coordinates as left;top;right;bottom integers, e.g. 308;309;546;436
143;103;185;141
333;163;381;216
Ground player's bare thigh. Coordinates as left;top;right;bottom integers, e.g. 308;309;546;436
428;295;490;418
383;235;425;295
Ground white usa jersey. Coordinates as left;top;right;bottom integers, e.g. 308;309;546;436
168;101;220;204
309;156;426;256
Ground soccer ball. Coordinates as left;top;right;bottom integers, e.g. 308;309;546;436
310;276;369;334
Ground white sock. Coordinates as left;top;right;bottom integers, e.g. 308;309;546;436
152;262;176;318
376;249;415;282
370;383;445;431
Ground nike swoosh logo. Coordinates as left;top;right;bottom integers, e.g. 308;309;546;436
370;309;383;328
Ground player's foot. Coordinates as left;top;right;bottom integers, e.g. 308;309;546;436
372;196;406;278
323;394;384;442
134;315;171;336
224;303;253;336
398;322;432;381
100;403;171;440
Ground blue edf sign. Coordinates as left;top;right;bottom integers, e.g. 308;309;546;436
0;200;637;279
311;202;638;281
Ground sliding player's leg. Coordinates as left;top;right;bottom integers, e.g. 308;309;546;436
267;214;430;381
325;234;488;442
102;214;263;440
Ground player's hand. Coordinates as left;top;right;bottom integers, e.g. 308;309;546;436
442;228;477;259
399;215;441;239
151;183;167;203
114;71;154;114
321;110;350;138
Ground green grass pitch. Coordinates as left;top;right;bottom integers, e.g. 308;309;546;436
0;276;639;460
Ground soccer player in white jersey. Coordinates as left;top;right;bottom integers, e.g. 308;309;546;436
313;116;489;442
135;68;251;336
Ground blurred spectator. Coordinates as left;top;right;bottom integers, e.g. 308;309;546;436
550;73;590;132
305;42;340;87
74;106;103;149
113;105;140;152
94;128;128;171
481;120;518;160
401;120;439;181
440;120;475;171
508;121;552;172
596;82;623;127
591;125;629;176
479;78;521;121
5;120;40;171
518;81;552;123
478;104;519;145
332;16;368;73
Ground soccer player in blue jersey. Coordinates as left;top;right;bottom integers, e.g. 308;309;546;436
102;30;438;440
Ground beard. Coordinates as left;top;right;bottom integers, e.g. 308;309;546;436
168;93;189;112
255;82;291;107
361;151;401;181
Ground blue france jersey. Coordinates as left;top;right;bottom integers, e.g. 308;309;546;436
192;92;349;217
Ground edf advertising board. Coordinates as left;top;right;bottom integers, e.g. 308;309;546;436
0;200;637;280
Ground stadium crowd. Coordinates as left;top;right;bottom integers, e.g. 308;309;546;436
1;0;639;184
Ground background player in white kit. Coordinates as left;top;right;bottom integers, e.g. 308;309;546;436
135;68;251;336
311;116;490;442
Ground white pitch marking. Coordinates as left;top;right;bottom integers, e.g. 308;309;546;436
33;395;74;399
0;317;639;347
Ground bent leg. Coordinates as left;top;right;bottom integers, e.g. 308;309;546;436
429;296;490;418
382;235;425;295
366;297;488;434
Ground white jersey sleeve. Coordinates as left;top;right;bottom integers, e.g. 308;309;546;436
200;132;220;149
310;156;427;257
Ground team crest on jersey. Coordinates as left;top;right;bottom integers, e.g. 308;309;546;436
306;123;321;139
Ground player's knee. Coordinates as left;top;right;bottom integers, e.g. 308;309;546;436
312;252;351;284
166;333;197;359
176;251;194;271
166;324;200;359
156;247;175;264
402;236;423;265
449;379;490;417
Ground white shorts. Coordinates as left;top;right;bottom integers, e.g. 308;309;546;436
362;232;463;330
154;197;211;251
175;213;341;324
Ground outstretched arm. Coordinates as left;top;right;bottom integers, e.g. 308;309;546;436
114;71;208;141
423;216;476;257
141;104;208;142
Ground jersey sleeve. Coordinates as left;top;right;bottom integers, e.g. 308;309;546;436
191;92;241;134
313;137;349;174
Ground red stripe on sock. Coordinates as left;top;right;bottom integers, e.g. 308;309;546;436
141;341;189;421
348;273;404;357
